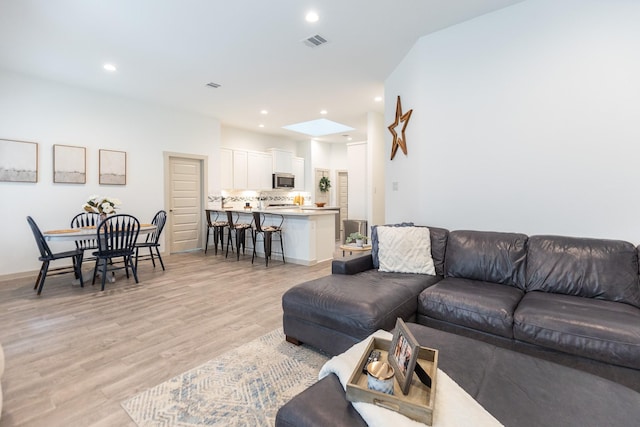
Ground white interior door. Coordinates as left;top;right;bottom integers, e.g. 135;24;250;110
337;170;348;240
169;157;202;252
314;168;329;204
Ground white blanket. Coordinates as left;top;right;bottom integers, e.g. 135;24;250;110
319;330;503;427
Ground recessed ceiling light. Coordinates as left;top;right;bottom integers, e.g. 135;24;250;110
305;11;319;22
374;96;383;102
258;124;265;128
320;109;328;115
103;63;117;72
260;110;268;115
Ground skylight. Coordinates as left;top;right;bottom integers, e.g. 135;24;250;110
282;118;354;137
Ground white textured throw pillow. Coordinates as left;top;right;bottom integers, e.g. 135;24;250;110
377;226;435;275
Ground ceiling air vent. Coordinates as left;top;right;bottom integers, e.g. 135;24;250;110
206;82;221;88
302;34;328;48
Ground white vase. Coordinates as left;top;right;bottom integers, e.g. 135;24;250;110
356;239;363;247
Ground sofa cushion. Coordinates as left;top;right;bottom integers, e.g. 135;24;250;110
283;270;441;341
377;226;435;275
526;235;640;308
275;373;367;427
514;291;640;369
371;224;448;275
418;277;524;338
371;222;414;268
444;230;527;289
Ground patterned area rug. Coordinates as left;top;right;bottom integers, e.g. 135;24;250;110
121;329;328;426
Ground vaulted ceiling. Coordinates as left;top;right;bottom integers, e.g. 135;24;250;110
0;0;523;142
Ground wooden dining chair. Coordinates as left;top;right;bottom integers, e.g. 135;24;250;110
70;211;100;264
134;210;167;270
92;214;140;291
26;216;84;295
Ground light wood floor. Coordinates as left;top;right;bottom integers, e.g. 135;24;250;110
0;249;335;426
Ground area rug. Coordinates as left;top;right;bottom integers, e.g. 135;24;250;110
121;328;328;426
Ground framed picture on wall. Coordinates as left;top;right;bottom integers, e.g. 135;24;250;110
53;144;86;184
99;149;126;185
0;138;38;183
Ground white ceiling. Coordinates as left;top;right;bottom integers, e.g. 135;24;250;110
0;0;523;143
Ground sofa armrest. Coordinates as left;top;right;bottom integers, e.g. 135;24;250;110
332;255;374;275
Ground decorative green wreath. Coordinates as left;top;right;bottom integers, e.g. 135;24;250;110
319;176;331;192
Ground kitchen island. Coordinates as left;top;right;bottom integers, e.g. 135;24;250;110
295;206;341;240
214;207;338;265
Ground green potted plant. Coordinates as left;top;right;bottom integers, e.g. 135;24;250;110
346;232;368;247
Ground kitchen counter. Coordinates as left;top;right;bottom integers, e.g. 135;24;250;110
212;207;339;265
225;207;338;217
295;205;340;211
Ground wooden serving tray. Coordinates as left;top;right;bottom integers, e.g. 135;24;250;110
346;337;438;425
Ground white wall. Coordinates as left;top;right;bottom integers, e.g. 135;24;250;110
347;142;367;219
0;70;220;276
367;111;385;227
385;0;640;243
220;126;298;153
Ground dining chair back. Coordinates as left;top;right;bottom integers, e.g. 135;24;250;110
134;210;167;270
92;214;140;291
26;216;84;295
70;211;100;259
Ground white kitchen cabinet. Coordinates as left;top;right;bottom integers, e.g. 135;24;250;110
270;148;293;173
220;148;233;190
233;150;248;190
292;156;305;191
247;151;272;190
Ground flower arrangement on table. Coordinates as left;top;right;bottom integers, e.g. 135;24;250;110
83;195;121;218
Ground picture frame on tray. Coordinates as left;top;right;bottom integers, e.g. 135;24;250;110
388;318;420;395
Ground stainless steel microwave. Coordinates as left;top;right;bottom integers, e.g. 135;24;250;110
272;173;295;189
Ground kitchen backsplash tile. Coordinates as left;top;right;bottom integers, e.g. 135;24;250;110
208;190;311;209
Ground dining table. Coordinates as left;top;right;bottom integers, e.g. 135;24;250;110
43;223;157;284
43;223;157;242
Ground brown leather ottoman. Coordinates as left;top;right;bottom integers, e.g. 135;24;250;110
276;324;640;427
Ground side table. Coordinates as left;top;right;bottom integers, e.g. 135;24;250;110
339;243;372;256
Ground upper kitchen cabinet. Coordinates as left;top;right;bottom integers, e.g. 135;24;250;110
292;156;305;191
270;148;293;174
247;151;272;190
233;150;248;190
220;148;233;189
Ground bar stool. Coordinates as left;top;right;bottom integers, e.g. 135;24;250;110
251;211;285;266
205;209;228;255
225;210;252;260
